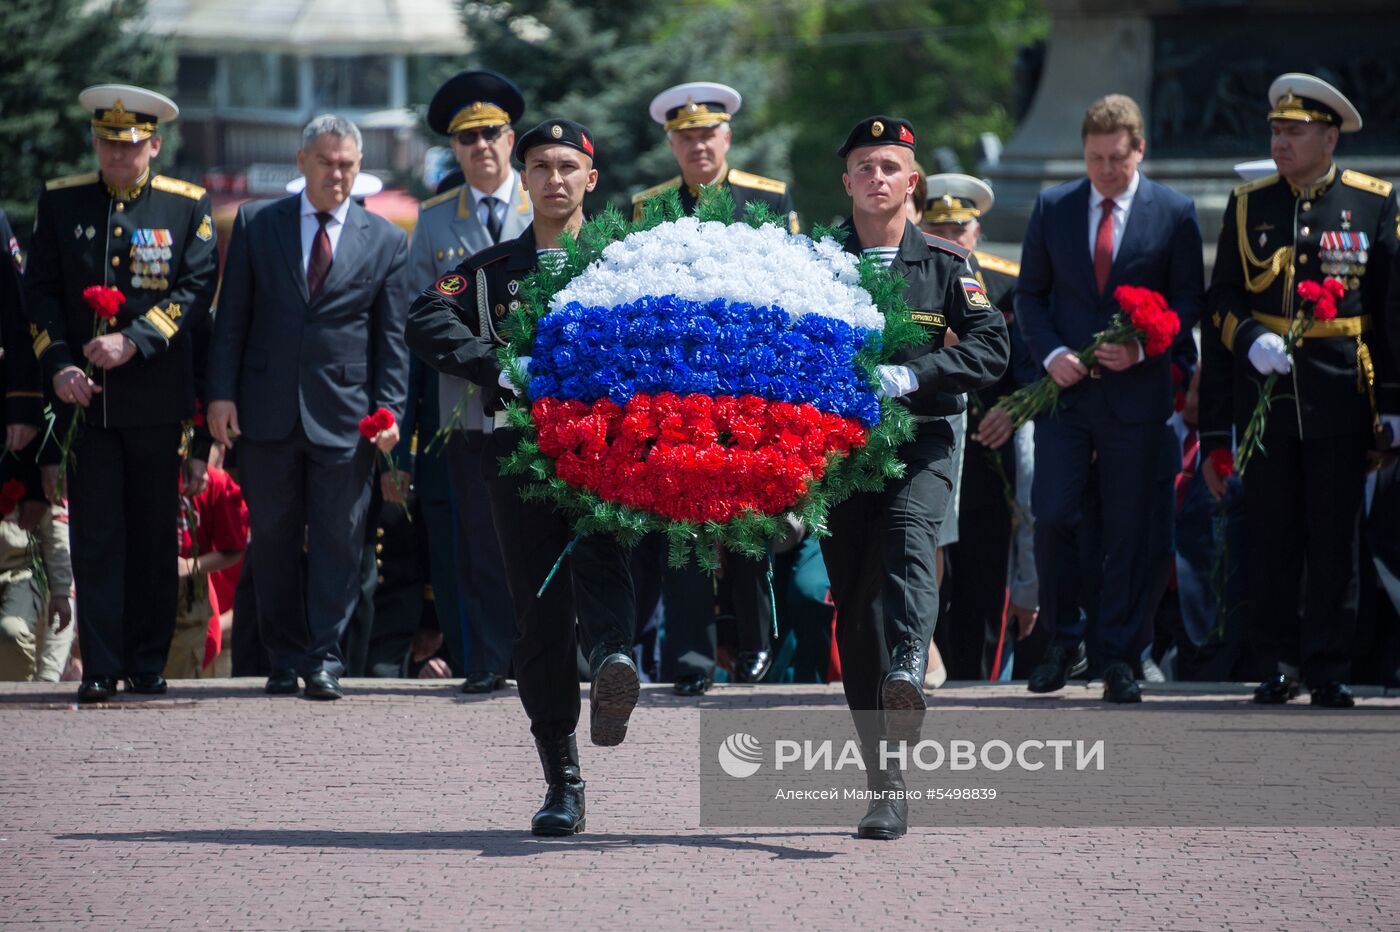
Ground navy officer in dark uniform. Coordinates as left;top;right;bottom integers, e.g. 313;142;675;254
24;84;217;702
405;119;637;836
825;117;1008;839
1200;73;1400;708
632;80;796;694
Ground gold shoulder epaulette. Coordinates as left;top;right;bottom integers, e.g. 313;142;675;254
420;185;461;211
726;169;787;195
1232;173;1280;197
1340;169;1393;197
631;177;681;204
45;172;98;191
973;251;1020;277
151;175;207;200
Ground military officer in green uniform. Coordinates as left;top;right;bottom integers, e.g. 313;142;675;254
23;84;218;702
405;70;528;693
1199;73;1400;709
633;81;796;694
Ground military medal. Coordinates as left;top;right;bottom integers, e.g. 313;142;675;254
1340;209;1351;231
507;280;519;295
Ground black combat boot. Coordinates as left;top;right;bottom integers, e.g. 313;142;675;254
531;733;586;836
857;739;909;841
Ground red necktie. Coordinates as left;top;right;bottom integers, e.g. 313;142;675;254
1093;197;1116;294
307;211;333;300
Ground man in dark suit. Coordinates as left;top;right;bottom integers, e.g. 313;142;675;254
208;114;412;700
1015;94;1203;703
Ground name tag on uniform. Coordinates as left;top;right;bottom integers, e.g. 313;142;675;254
910;310;946;329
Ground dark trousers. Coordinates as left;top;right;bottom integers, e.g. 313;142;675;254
446;431;515;674
485;430;635;741
822;424;954;712
238;426;373;677
68;423;182;677
230;539;272;676
1032;384;1162;666
661;550;773;680
1243;429;1368;685
939;439;1014;680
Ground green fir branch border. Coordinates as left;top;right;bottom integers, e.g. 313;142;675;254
495;185;920;568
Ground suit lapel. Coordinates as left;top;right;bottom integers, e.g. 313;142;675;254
452;186;493;254
1108;177;1154;291
317;200;368;301
1068;179;1096;290
501;174;532;242
273;195;310;304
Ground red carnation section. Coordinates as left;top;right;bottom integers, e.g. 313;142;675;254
533;392;869;524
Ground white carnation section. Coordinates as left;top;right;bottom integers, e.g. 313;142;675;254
551;217;884;331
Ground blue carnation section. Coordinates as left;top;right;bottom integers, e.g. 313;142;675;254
530;296;883;426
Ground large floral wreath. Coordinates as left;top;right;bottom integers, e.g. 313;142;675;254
495;188;926;568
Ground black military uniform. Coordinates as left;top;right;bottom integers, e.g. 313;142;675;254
23;86;217;699
0;209;47;500
827;118;1008;840
1199;75;1399;707
406;120;637;836
632;167;799;234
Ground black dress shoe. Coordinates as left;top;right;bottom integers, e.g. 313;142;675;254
77;675;117;702
732;650;773;684
1027;642;1088;694
124;673;167;695
532;733;585;836
1101;661;1142;703
265;670;300;695
589;649;640;747
673;673;711;697
460;671;506;694
303;671;344;701
1310;681;1355;709
1253;673;1301;705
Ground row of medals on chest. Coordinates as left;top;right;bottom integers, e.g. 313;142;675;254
1261;219;1369;292
129;229;172;290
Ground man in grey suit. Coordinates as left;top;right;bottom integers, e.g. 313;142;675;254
207;114;412;700
406;71;527;693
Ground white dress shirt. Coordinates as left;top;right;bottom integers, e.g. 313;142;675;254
1044;171;1143;369
471;171;517;232
299;191;352;273
1087;169;1140;261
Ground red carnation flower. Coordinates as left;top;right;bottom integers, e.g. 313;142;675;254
1207;448;1234;480
1322;277;1345;300
81;285;124;320
1113;285;1180;357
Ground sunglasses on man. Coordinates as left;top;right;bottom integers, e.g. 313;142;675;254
455;125;506;146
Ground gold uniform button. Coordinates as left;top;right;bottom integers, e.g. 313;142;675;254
375;543;383;554
376;527;385;538
1298;254;1308;265
1302;201;1312;211
1299;226;1310;236
113;226;123;237
115;202;125;212
111;256;120;266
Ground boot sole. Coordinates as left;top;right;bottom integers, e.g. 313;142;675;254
531;818;586;837
590;658;640;747
857;825;907;840
881;674;927;714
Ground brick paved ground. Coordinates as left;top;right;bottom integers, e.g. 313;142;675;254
2;680;1397;930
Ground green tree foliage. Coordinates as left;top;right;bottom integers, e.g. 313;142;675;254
758;0;1048;223
456;0;1045;224
458;1;791;213
0;0;175;243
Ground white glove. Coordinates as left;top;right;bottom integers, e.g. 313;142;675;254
497;355;531;392
875;365;918;399
1247;333;1292;375
1380;415;1400;450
